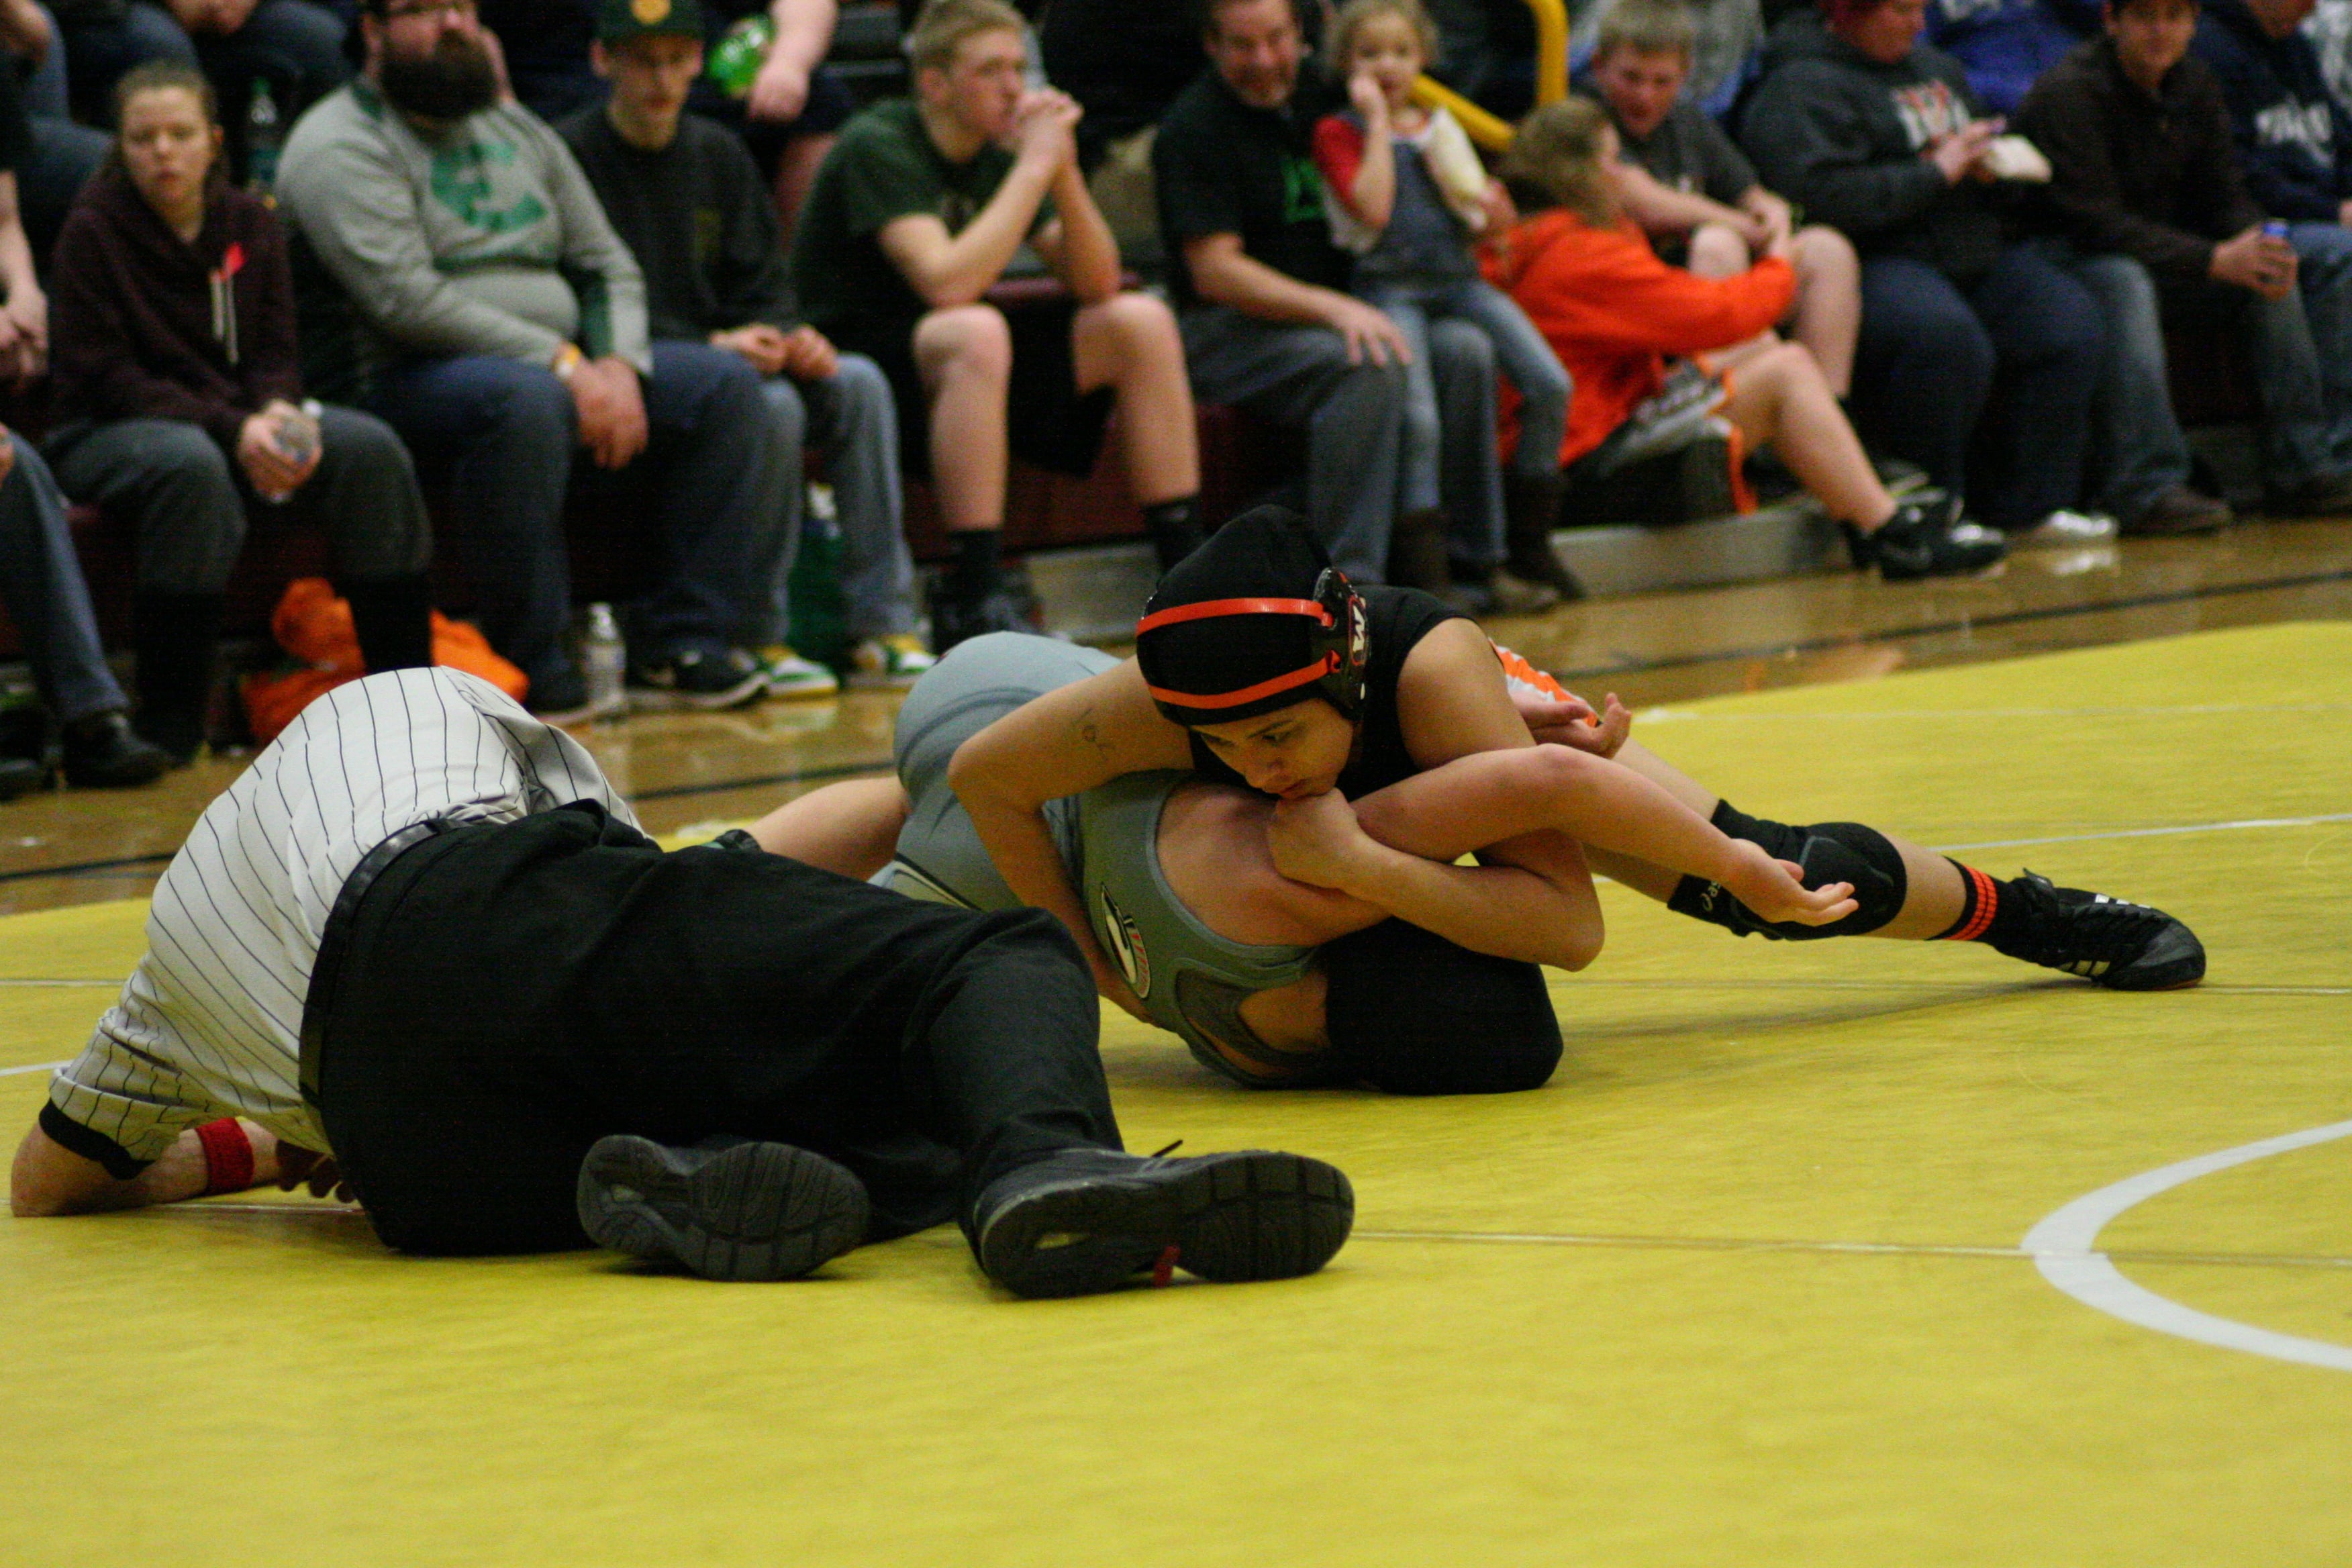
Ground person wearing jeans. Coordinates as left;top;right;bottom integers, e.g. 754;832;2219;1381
278;0;779;716
1741;0;2108;536
0;428;173;794
1155;0;1416;586
558;0;928;694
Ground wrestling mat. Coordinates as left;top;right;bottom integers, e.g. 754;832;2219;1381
3;621;2347;1566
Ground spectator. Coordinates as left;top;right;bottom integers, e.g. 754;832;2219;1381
1578;0;1767;116
52;0;348;142
0;424;175;793
2025;0;2352;516
2194;5;2352;219
562;0;932;690
482;0;854;248
1426;0;1540;118
1739;0;2110;537
793;0;1202;648
2308;0;2352;106
1153;0;1417;586
1924;0;2098;115
1313;0;1578;606
46;62;434;760
1585;0;1861;397
1489;96;2004;576
7;3;112;263
278;0;783;718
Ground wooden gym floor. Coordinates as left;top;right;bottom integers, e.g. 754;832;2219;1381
3;522;2350;1564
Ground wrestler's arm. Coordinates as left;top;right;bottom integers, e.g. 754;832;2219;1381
948;660;1195;1015
10;1118;276;1216
1388;625;1853;926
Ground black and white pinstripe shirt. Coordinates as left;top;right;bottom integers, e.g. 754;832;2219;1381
48;668;636;1163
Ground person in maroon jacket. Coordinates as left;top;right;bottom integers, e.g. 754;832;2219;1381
46;60;432;762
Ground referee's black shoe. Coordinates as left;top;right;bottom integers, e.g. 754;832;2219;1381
577;1134;870;1281
969;1147;1355;1299
1988;871;2207;991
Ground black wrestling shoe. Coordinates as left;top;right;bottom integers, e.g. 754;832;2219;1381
1987;870;2206;991
577;1134;871;1281
969;1147;1355;1299
929;586;1044;654
1844;491;2007;581
61;711;172;789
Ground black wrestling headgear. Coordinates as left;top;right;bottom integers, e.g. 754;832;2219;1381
1134;505;1369;726
1321;920;1563;1095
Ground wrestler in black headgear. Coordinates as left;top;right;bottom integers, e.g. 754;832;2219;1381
1135;505;1369;726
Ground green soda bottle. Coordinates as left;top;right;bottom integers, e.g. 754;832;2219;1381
707;13;774;98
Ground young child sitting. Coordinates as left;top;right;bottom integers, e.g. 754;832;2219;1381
1485;97;2007;582
1312;0;1580;608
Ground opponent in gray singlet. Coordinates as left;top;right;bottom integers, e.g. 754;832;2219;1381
875;633;1316;1083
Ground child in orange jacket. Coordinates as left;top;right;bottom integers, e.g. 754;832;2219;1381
1485;97;2006;581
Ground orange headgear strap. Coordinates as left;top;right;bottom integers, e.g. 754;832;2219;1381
1134;597;1334;635
1144;654;1340;712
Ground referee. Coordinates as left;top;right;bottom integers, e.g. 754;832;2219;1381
9;669;1353;1299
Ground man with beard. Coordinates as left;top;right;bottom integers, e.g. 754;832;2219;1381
277;0;784;720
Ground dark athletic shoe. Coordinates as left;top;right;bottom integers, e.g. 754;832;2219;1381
969;1147;1355;1300
930;587;1045;654
577;1134;871;1281
626;647;767;712
1845;491;2007;581
61;711;171;789
1988;870;2207;991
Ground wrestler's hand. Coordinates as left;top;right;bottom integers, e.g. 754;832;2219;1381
1512;687;1632;757
1266;787;1379;892
1723;842;1857;928
272;1141;355;1203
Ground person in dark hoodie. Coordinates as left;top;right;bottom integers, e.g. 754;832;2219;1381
2018;0;2352;522
1738;0;2109;543
46;60;433;763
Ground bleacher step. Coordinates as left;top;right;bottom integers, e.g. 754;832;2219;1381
1024;501;1843;643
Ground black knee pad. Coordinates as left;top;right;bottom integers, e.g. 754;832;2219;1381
1668;803;1908;941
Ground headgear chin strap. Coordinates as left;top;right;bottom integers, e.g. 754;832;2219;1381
1136;567;1369;725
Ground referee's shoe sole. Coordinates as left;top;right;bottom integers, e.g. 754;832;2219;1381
577;1134;870;1282
972;1148;1355;1300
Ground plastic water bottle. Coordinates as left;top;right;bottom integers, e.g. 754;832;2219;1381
244;80;281;193
707;15;773;98
581;603;626;716
2263;220;2291;240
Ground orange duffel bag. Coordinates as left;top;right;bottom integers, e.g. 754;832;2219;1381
240;577;530;746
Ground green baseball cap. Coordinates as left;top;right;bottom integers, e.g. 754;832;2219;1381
595;0;705;44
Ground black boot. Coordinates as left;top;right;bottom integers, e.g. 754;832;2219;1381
1504;472;1583;602
0;702;48;800
61;711;173;789
132;591;224;765
339;573;434;674
1385;506;1453;595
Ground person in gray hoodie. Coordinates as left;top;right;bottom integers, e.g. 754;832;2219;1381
1738;0;2108;538
277;0;783;720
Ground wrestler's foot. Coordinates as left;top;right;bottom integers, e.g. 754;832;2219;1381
1987;871;2206;991
577;1134;870;1281
969;1147;1355;1299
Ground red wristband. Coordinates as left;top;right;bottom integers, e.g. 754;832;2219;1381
195;1118;255;1195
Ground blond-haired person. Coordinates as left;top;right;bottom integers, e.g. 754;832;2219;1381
791;0;1204;648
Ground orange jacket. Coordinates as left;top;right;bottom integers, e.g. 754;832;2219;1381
1482;208;1796;467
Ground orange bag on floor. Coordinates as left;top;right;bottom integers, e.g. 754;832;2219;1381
240;577;530;746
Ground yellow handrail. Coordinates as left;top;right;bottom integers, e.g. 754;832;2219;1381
1526;0;1569;106
1410;75;1514;152
1408;0;1570;152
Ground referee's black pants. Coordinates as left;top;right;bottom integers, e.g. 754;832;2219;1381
313;803;1120;1256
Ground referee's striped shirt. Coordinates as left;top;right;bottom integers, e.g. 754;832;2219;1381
47;668;636;1167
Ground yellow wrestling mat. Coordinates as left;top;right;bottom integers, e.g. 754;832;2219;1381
4;622;2349;1566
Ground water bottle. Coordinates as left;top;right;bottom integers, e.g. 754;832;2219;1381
2263;220;2292;240
581;603;626;717
244;79;281;194
707;14;773;98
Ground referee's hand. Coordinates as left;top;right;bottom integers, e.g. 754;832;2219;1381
272;1141;355;1204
